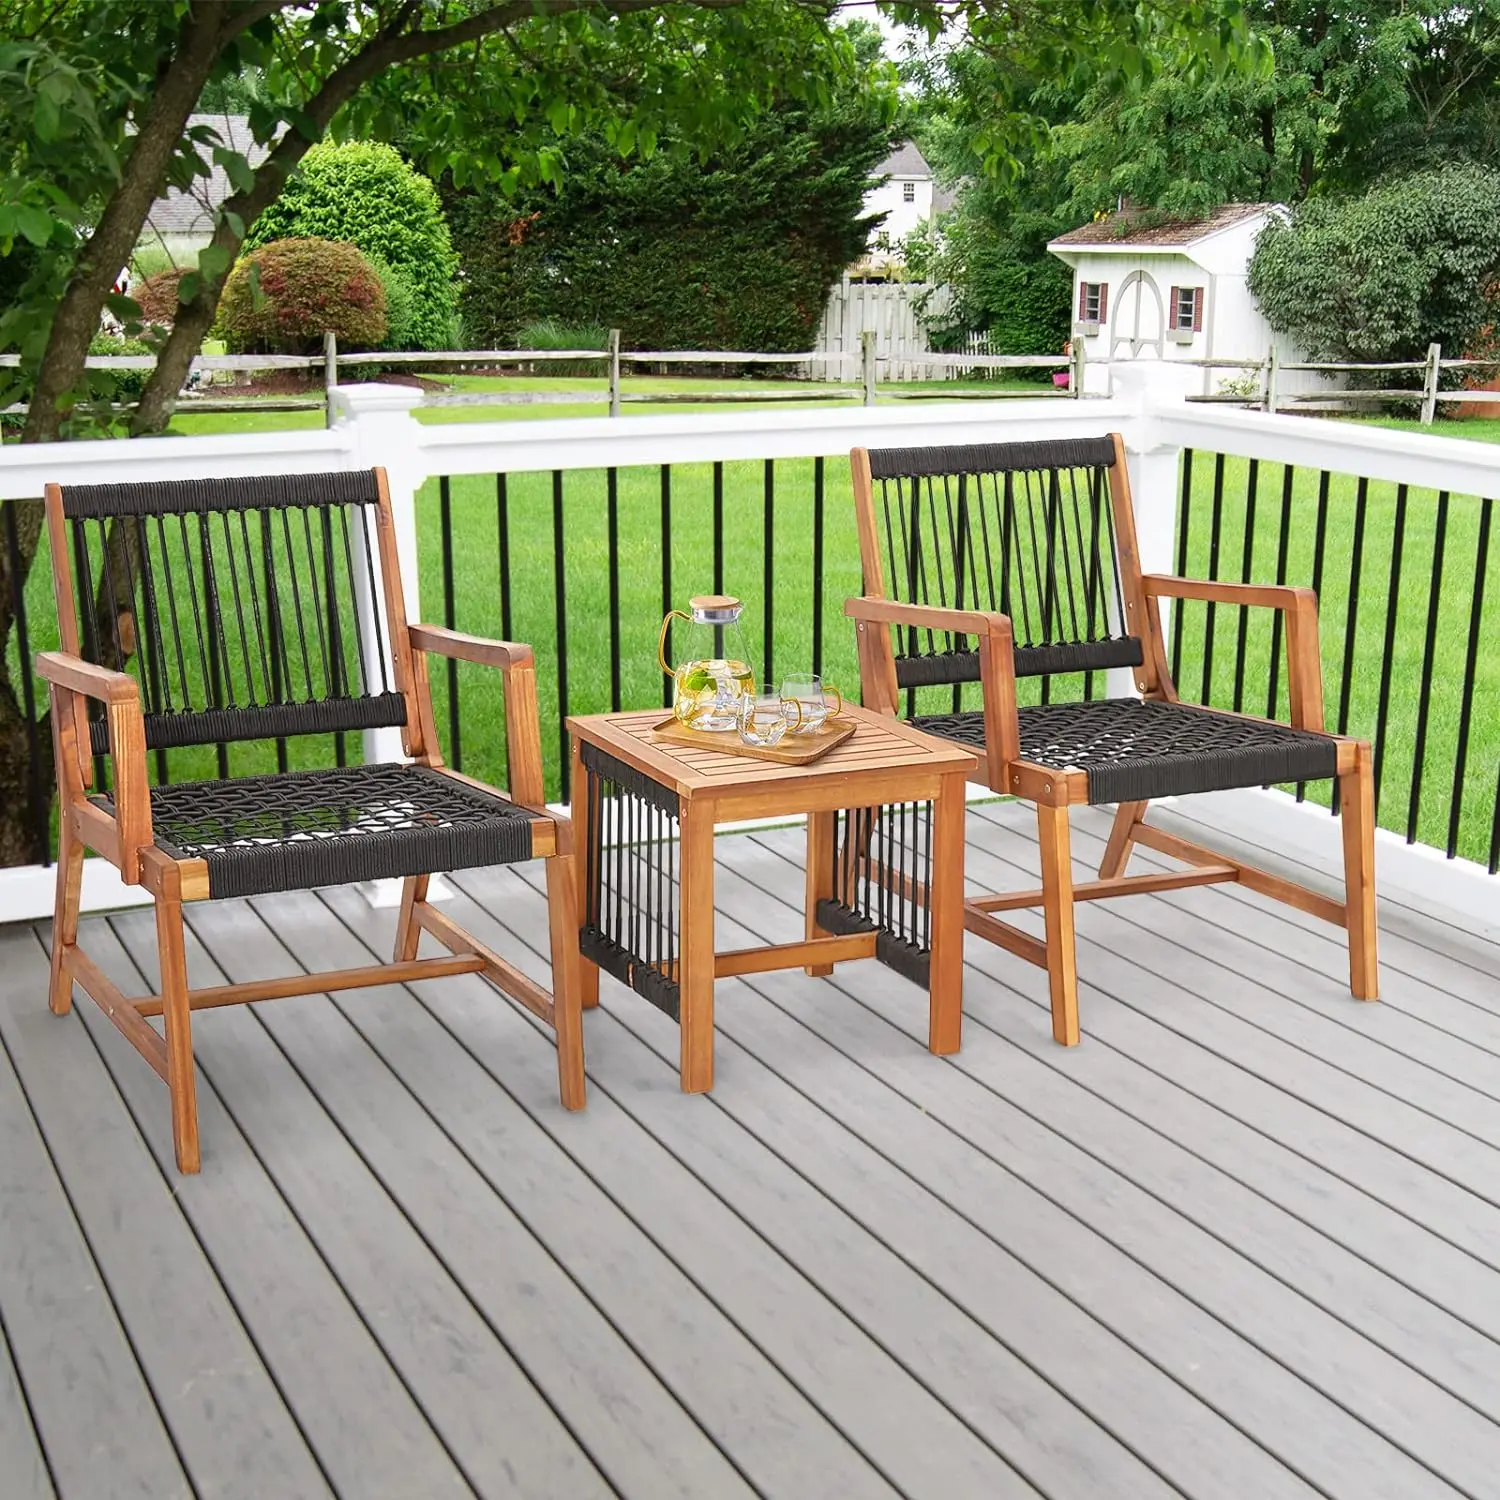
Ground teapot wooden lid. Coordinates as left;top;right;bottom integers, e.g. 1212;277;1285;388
689;594;739;611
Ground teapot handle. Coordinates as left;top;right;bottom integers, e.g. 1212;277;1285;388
658;610;690;677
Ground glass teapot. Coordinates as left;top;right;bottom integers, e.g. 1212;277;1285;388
659;595;755;731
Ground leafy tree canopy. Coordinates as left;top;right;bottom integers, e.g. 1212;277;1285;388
1247;164;1500;365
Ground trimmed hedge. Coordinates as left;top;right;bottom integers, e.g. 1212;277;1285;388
446;107;894;353
217;237;386;353
245;141;458;350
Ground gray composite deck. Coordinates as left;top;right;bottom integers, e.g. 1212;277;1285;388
3;800;1500;1500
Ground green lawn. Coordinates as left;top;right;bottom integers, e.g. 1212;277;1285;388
11;391;1497;867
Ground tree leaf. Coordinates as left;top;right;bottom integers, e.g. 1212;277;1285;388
176;271;201;304
13;205;53;247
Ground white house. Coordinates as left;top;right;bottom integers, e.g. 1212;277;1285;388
858;142;957;274
1047;203;1324;398
142;114;269;262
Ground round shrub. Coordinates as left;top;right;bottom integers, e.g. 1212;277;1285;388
217;237;386;354
134;267;188;332
245;141;458;349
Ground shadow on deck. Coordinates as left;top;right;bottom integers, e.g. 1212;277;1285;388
3;803;1500;1500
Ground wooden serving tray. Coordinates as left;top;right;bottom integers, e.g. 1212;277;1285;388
651;713;856;765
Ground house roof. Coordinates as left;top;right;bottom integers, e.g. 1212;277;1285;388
1048;201;1275;250
144;114;270;239
875;141;930;180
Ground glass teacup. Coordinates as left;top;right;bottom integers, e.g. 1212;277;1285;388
780;674;844;735
739;692;802;748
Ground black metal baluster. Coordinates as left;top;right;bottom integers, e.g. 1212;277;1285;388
439;476;461;770
496;474;513;644
1232;459;1258;714
712;461;724;596
1448;498;1492;859
201;514;230;778
553;470;570;801
1372;484;1409;816
812;456;825;678
1334;478;1370;810
3;502;46;860
660;465;673;708
1406;492;1447;845
607;467;622;712
1296;472;1333;802
1171;449;1193;682
1200;453;1226;706
762;459;774;689
1266;466;1294;723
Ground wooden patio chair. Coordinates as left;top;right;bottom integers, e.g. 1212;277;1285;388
846;434;1377;1044
37;468;583;1173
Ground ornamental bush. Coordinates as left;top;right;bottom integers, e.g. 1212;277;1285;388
134;267;188;332
217;237;386;353
245;141;458;349
1248;166;1500;368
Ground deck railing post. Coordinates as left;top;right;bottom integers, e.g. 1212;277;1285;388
327;382;425;768
1112;358;1197;696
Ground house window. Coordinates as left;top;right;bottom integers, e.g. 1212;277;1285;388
1170;285;1204;333
1077;281;1107;326
902;181;916;203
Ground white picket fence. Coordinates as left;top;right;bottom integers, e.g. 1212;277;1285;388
810;279;953;382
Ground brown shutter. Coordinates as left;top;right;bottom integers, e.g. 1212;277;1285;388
1169;287;1181;328
1097;283;1108;325
1078;281;1088;320
1192;287;1204;332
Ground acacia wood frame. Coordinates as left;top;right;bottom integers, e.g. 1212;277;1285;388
845;433;1378;1046
38;468;584;1174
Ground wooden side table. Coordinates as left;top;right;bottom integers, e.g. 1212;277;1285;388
566;706;978;1092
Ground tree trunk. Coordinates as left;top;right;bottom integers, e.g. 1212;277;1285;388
21;4;230;444
0;678;51;868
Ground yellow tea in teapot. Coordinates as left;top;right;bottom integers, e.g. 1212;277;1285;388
659;595;755;731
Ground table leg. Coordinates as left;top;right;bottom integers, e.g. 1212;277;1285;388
926;773;967;1054
570;737;600;1010
804;810;836;976
678;800;716;1092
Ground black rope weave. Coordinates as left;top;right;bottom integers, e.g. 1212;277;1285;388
867;438;1117;479
866;437;1137;684
912;697;1339;805
88;694;408;756
62;470;380;519
95;763;539;899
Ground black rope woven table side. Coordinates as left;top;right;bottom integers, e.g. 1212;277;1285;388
911;696;1339;804
577;742;683;1021
96;762;540;899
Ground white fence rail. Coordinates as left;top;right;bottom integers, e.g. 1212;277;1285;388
0;361;1495;928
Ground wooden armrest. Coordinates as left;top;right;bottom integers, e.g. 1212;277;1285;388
844;596;1012;637
35;651;152;881
408;625;535;670
35;650;140;704
1141;577;1324;731
1142;576;1317;613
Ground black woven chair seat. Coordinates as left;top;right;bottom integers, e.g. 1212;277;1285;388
911;697;1339;804
95;763;541;900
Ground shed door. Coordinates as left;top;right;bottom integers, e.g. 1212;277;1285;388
1108;270;1165;360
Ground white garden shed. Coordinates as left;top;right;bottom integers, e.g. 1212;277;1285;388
1047;203;1323;398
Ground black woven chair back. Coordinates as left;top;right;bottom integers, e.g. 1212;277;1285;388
56;471;405;756
865;437;1144;686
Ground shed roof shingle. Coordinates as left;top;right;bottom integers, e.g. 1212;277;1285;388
145;114;270;239
1049;202;1275;249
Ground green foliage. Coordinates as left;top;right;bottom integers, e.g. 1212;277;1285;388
218;238;387;354
446;64;898;353
515;318;610;375
1248;166;1500;367
368;259;419;351
245;141;457;350
86;334;154;402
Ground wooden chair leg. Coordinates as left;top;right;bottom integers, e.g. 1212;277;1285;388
1339;743;1379;1001
1037;803;1081;1046
545;854;587;1111
1099;799;1147;880
154;888;201;1174
394;873;428;962
804;810;837;976
570;739;600;1009
49;815;84;1016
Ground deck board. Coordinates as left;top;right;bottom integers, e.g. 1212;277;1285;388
2;809;1498;1500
